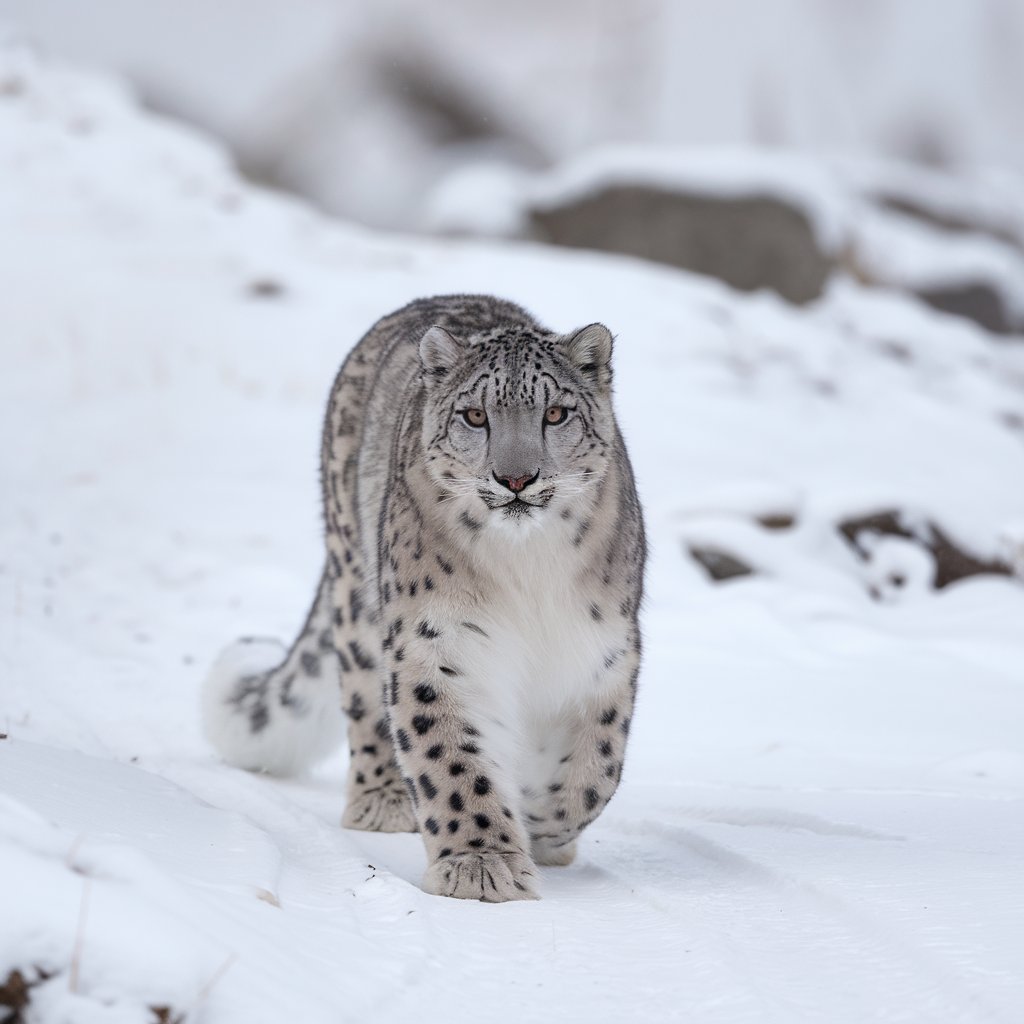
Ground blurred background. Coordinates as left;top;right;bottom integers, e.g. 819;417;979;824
5;0;1024;342
4;0;1024;229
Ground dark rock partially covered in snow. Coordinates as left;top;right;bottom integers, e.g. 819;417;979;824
838;509;1012;591
688;543;755;582
531;187;834;305
913;281;1014;336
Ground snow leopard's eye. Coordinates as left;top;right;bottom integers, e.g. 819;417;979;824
462;408;488;428
544;405;569;426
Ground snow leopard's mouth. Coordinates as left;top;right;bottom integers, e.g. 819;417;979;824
478;488;554;516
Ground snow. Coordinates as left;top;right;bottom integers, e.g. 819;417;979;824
2;48;1024;1023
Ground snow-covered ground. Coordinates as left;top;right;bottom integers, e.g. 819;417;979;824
1;49;1023;1024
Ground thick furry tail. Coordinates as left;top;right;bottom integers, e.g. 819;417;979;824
201;566;345;776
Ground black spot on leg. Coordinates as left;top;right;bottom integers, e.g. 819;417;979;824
589;603;602;622
426;744;444;760
438;666;458;677
584;788;599;811
620;716;632;737
554;808;567;820
460;743;479;755
424;817;440;835
416;621;441;640
449;762;466;777
388;673;399;705
329;551;343;580
548;783;562;793
413;683;437;703
361;744;377;756
439;847;452;858
473;776;491;796
396;728;411;752
600;708;618;726
474;813;491;829
447;819;460;833
348;640;375;670
355;771;366;785
413;714;436;735
374;718;390;741
436;555;455;575
468;838;484;849
598;739;614;757
449;792;464;812
424;575;434;591
419;773;438;800
346;693;366;722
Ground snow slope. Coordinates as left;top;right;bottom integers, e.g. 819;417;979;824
1;48;1023;1023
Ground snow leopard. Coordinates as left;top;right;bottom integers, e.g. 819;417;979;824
203;295;646;902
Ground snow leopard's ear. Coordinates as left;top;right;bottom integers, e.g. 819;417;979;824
419;326;465;379
563;323;613;388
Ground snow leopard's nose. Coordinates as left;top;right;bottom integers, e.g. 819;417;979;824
493;470;539;493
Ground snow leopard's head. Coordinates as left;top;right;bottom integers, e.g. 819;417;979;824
417;321;617;529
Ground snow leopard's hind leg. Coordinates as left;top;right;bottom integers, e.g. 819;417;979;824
322;342;417;834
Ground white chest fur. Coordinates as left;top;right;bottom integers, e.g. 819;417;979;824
451;519;626;796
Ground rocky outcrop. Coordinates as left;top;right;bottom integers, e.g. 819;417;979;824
531;187;833;305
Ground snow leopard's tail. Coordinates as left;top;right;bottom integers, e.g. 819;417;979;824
201;565;345;776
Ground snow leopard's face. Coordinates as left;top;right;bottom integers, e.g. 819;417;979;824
418;323;616;528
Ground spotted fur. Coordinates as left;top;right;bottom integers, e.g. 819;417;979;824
202;295;646;902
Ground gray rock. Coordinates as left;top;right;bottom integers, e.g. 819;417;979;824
530;186;834;305
837;509;1012;590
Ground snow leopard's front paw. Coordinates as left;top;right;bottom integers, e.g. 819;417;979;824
342;789;417;833
423;851;540;903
